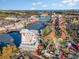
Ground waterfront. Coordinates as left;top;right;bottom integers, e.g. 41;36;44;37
0;16;49;47
0;12;79;59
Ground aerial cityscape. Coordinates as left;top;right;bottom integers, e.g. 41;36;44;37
0;0;79;59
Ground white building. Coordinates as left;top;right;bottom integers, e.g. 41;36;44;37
19;29;40;51
5;16;18;21
0;27;6;33
5;24;16;31
41;14;48;17
15;23;24;30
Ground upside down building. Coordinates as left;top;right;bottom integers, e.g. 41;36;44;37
19;29;41;51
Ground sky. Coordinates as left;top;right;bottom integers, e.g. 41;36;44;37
0;0;79;10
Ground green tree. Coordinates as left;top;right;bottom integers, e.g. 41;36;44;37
42;25;51;36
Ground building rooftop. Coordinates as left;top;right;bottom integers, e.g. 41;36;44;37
26;21;45;30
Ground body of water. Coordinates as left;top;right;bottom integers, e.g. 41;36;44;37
0;16;50;47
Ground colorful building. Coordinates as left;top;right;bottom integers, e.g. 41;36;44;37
19;29;40;51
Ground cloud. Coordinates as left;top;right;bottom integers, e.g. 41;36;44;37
29;7;36;10
37;2;43;5
52;3;58;6
32;2;43;6
32;3;36;6
59;4;63;7
62;0;79;6
52;3;63;7
42;4;48;7
32;2;48;8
